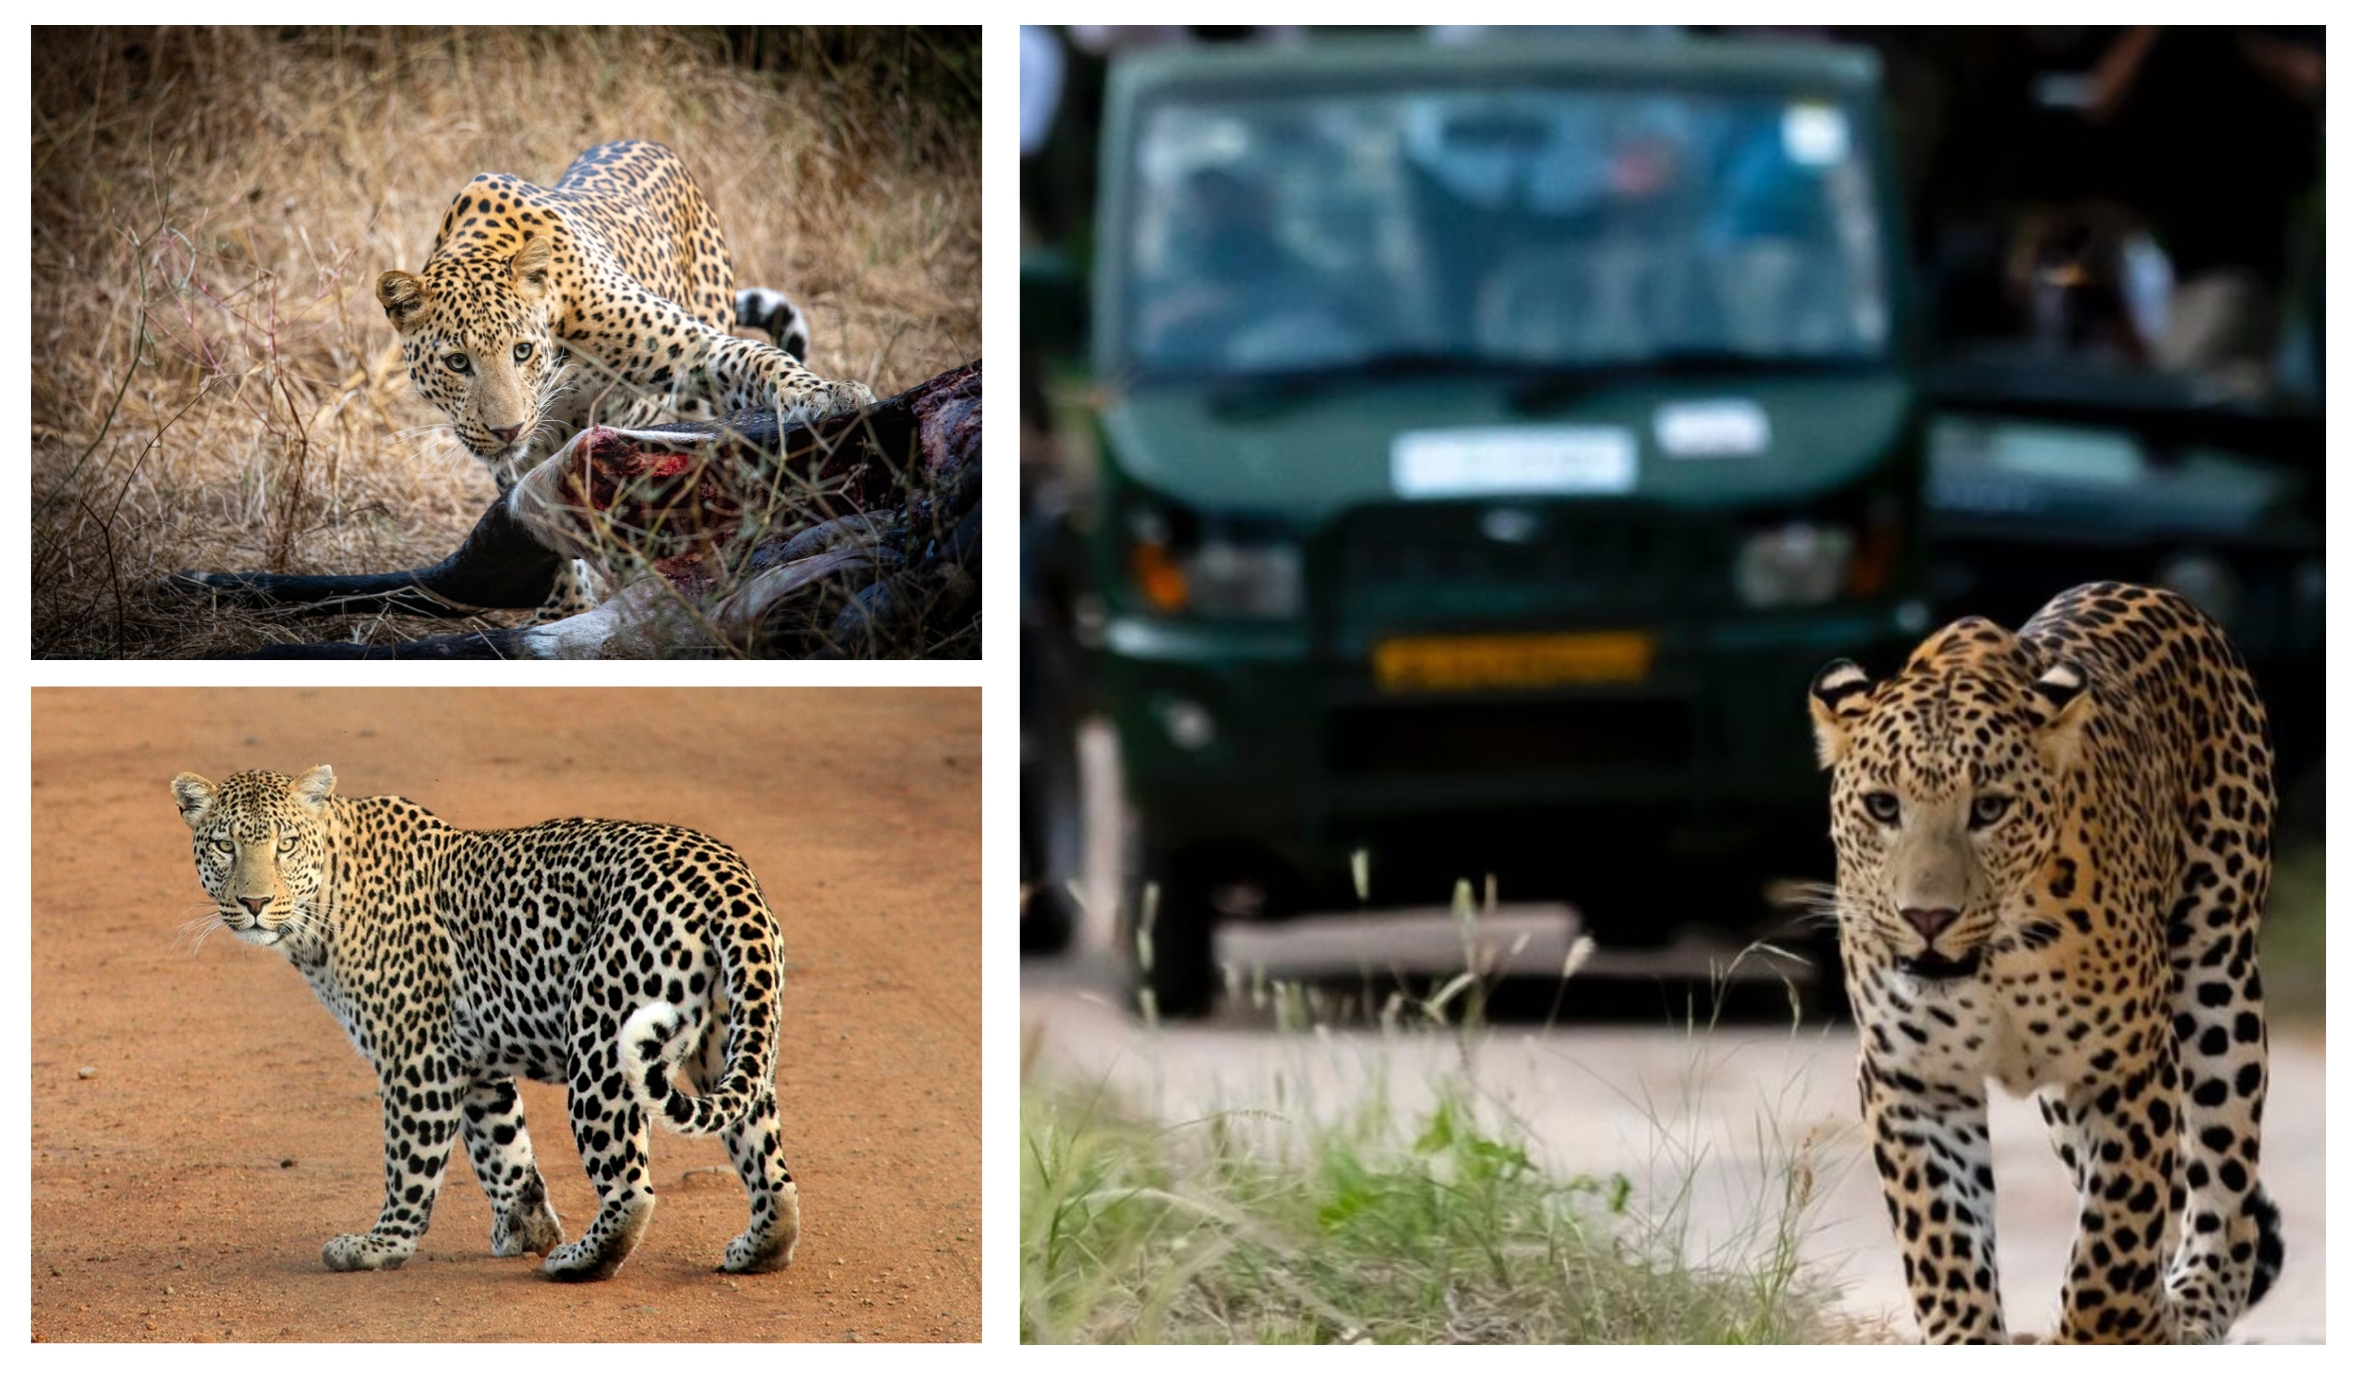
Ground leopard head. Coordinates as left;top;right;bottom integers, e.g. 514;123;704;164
378;234;562;487
171;765;338;955
1808;618;2092;979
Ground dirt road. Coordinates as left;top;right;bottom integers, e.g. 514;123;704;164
1023;909;2325;1343
32;687;978;1343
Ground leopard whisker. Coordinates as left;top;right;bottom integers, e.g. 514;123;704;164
175;910;230;956
1771;880;1848;934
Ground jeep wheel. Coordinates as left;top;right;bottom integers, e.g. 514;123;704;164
1022;882;1076;956
1127;854;1218;1021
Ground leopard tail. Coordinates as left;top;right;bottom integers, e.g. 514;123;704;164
616;909;782;1136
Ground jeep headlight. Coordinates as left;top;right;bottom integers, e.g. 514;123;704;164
1128;506;1303;619
1735;520;1856;608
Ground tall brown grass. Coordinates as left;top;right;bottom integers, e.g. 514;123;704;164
31;26;980;657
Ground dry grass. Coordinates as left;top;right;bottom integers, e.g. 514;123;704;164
31;26;979;657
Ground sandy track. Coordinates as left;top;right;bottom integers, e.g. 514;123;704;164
32;687;978;1343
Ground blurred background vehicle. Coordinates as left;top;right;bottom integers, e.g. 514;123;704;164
1021;26;2323;1020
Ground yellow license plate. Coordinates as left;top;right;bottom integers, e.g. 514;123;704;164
1373;631;1654;693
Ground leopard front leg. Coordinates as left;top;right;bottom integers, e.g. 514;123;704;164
2037;1055;2183;1343
1860;1057;2007;1342
323;1063;466;1272
690;335;876;427
2163;829;2276;1341
459;1076;564;1258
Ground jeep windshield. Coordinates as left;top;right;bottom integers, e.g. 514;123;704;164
1122;82;1895;382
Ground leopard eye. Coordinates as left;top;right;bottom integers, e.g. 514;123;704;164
277;832;298;853
444;353;472;375
208;837;233;856
1969;795;2013;830
1862;791;1900;825
513;341;534;363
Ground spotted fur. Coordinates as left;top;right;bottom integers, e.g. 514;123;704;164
171;765;797;1282
376;140;876;622
1810;582;2280;1343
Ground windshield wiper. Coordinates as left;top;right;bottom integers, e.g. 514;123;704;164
1509;350;1883;413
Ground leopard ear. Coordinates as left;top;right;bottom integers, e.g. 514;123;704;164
1808;660;1874;769
2027;661;2093;769
377;270;430;329
510;235;554;306
171;772;217;829
293;764;337;812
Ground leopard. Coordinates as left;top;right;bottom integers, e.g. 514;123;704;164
375;139;878;617
171;763;798;1282
1808;581;2282;1343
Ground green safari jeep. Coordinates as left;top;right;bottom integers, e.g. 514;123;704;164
1085;36;1933;1016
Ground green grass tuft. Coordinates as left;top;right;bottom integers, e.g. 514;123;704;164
1022;1067;1843;1344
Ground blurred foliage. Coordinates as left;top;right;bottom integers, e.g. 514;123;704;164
2263;844;2323;1026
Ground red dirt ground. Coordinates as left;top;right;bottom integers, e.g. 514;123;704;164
30;687;979;1343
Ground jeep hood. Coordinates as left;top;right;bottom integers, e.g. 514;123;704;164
1102;372;1914;518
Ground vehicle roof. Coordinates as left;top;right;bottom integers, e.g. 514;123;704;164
1109;33;1883;100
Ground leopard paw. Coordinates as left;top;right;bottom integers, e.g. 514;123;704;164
491;1193;564;1258
719;1180;798;1273
541;1195;654;1283
829;380;877;414
322;1231;414;1272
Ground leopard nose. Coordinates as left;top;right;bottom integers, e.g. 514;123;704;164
490;423;523;444
238;896;269;916
1900;907;1959;943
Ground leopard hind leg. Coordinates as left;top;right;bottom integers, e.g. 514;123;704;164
675;1009;797;1273
717;1090;797;1273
